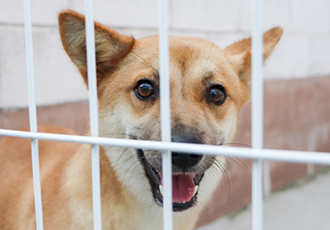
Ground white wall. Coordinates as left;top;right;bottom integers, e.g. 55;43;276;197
0;0;330;109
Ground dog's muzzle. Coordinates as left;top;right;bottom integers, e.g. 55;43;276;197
137;135;210;212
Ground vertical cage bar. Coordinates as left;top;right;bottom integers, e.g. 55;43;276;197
262;161;272;196
263;161;271;195
158;0;173;229
307;164;315;175
85;1;102;230
252;159;263;230
251;0;264;229
23;1;44;230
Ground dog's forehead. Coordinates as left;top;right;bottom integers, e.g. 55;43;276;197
135;35;231;82
137;35;226;62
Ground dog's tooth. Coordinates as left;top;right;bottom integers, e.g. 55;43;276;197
159;185;163;196
193;185;199;197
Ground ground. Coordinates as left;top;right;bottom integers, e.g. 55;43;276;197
198;167;330;230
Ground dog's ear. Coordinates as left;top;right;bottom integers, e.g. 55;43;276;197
58;10;135;86
224;27;283;82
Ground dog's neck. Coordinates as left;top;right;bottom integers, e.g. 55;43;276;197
63;145;201;230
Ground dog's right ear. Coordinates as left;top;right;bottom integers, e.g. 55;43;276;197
224;27;283;82
58;10;135;86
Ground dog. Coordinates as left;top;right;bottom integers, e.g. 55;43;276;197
0;10;282;230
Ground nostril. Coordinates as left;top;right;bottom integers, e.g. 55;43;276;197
171;152;203;171
170;134;203;170
172;152;179;158
189;154;203;160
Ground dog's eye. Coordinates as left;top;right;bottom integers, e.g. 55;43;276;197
207;85;226;105
135;80;154;99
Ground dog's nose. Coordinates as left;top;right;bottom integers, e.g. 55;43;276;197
171;135;203;171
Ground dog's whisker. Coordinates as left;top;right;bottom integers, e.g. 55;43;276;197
222;142;252;148
131;51;159;74
204;30;220;72
225;157;250;178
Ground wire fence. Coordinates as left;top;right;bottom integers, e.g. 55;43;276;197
0;0;329;230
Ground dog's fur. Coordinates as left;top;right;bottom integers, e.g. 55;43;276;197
0;10;282;230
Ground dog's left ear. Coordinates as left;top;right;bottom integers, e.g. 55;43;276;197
58;10;135;86
224;27;283;82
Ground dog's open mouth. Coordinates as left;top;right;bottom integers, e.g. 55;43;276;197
137;149;204;212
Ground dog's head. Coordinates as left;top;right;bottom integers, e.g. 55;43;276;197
59;10;282;212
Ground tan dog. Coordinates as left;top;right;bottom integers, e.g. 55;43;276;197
0;10;282;230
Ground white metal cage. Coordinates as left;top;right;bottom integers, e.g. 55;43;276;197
0;0;330;230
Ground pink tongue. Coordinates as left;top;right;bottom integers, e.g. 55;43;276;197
160;173;195;203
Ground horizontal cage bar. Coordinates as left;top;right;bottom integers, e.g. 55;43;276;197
1;129;330;165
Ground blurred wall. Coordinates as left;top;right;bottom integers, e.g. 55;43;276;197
1;0;330;108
